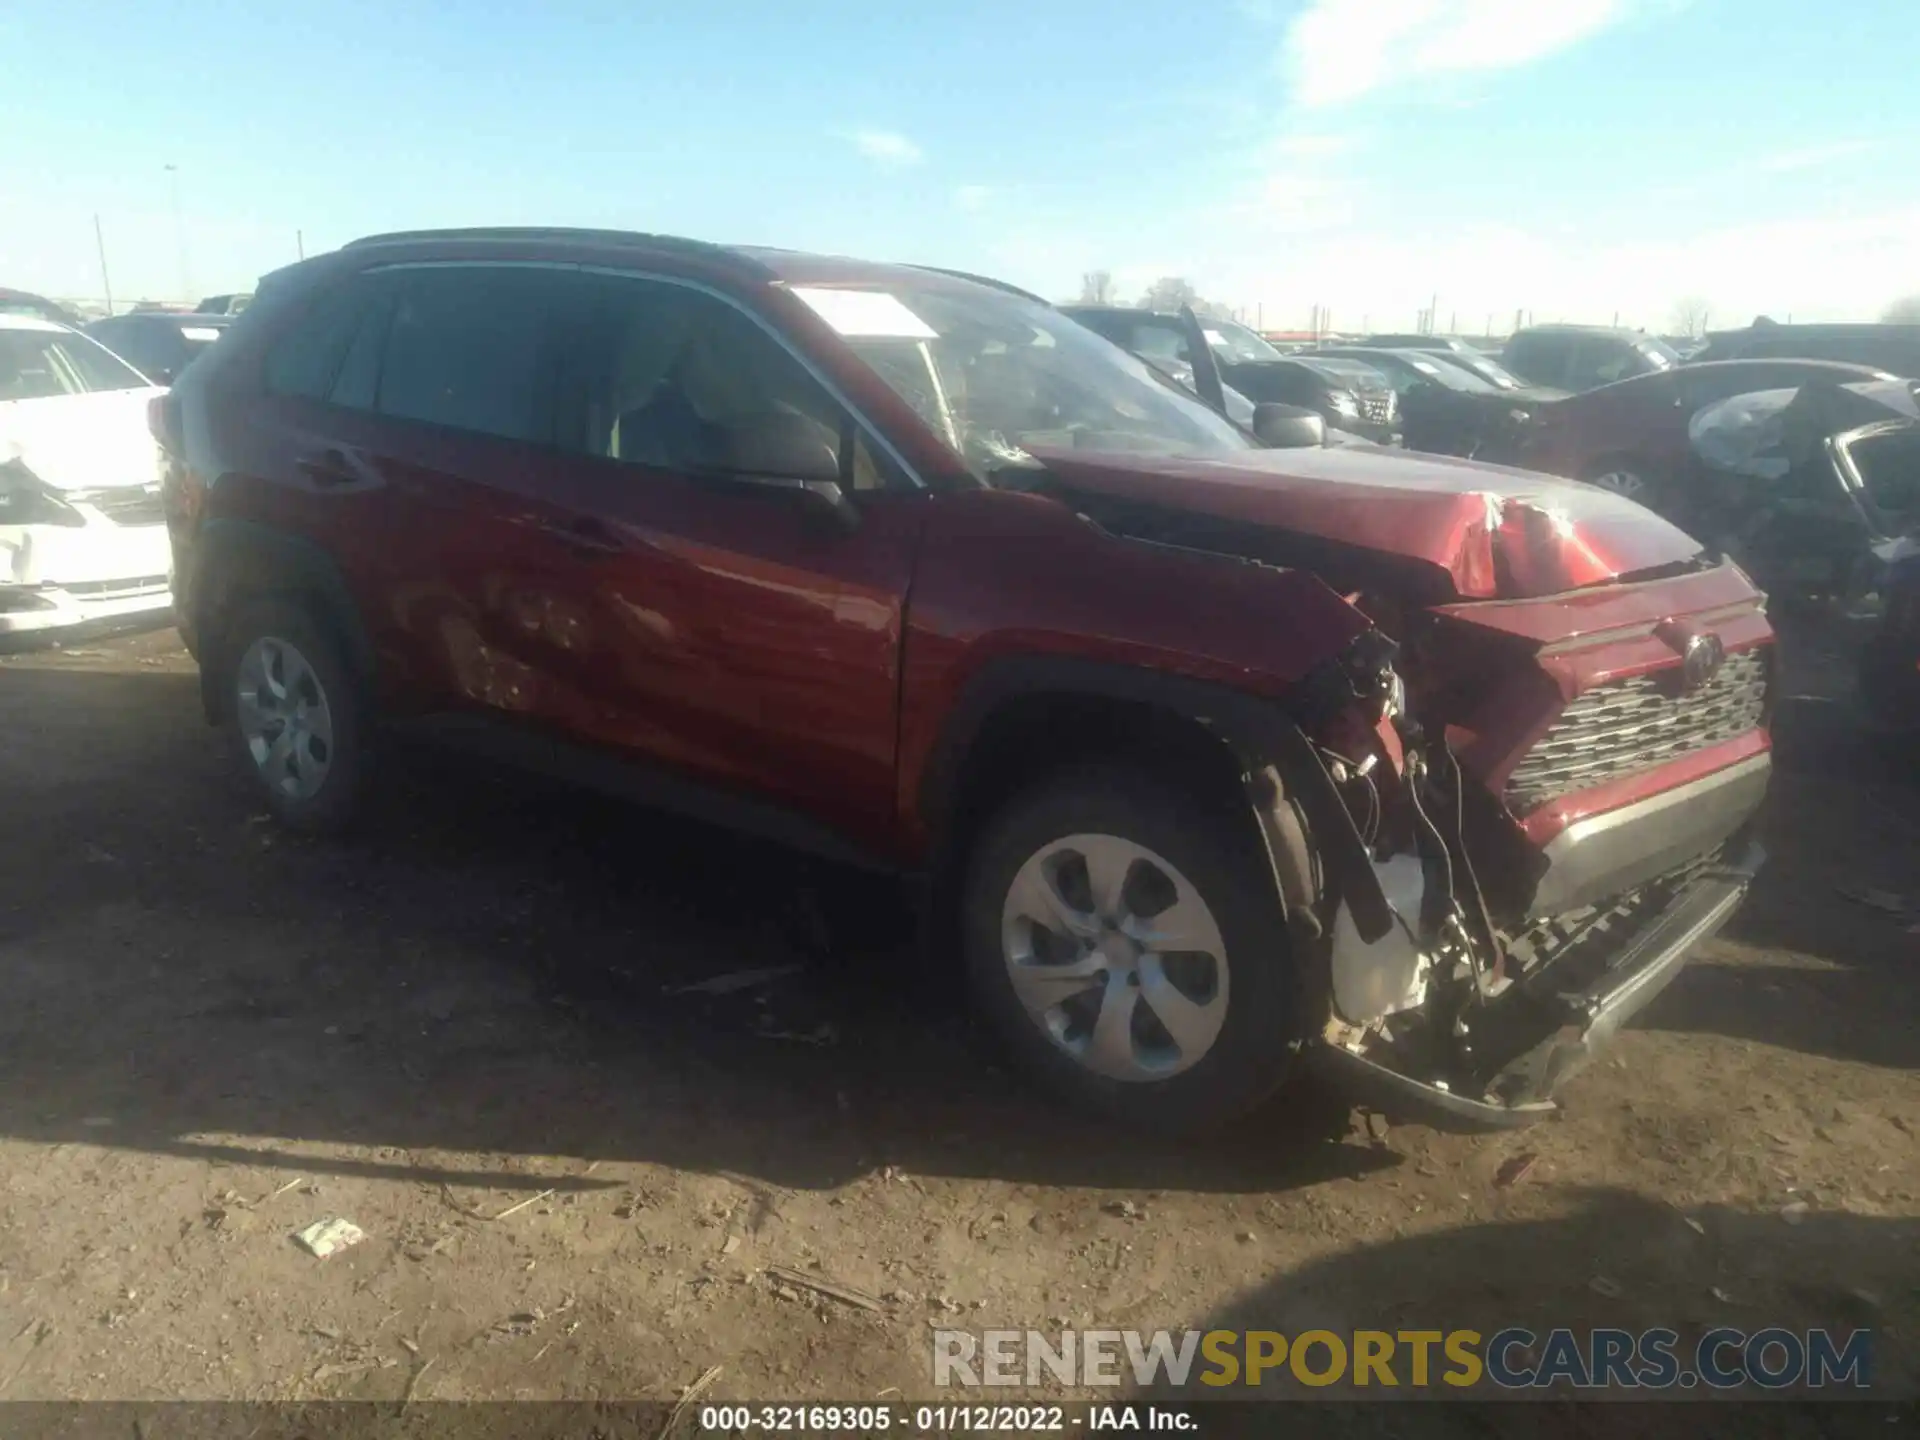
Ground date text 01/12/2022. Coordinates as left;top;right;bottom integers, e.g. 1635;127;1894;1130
696;1404;1195;1432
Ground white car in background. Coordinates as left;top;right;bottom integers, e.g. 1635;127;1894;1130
0;314;171;640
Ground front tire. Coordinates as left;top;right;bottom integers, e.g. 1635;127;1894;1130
962;767;1303;1134
219;598;369;835
1582;455;1663;507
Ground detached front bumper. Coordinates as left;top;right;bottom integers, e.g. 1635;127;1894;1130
0;575;173;635
0;520;174;638
1319;838;1766;1130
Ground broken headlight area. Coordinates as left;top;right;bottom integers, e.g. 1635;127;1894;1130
1280;632;1758;1127
0;460;87;528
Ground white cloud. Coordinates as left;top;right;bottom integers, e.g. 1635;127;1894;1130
1755;139;1874;174
953;184;992;212
1281;0;1634;108
845;130;924;168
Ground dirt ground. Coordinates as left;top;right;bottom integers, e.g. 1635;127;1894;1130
0;621;1914;1423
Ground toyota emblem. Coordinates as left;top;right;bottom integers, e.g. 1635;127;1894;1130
1681;632;1726;693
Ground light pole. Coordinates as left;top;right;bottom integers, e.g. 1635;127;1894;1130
94;214;114;316
164;163;191;303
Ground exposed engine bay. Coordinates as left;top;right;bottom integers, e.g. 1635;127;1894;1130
1267;609;1766;1125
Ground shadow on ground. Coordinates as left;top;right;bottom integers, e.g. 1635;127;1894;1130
0;666;1380;1198
1152;1188;1916;1433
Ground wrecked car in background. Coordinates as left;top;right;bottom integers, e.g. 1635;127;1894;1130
1861;533;1920;730
1510;358;1895;498
162;227;1773;1133
1681;378;1919;609
2;314;172;639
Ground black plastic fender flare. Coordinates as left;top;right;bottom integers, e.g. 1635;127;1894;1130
185;518;376;725
919;654;1393;945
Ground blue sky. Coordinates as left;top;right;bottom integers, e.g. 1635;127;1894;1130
2;0;1914;329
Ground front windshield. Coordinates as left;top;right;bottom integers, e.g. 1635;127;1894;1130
796;284;1254;476
0;327;149;400
1202;318;1285;365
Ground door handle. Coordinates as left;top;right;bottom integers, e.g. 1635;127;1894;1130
296;449;358;487
541;516;625;556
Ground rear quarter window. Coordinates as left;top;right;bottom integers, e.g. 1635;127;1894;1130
264;278;384;400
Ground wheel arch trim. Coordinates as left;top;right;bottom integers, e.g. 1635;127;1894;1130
188;519;375;725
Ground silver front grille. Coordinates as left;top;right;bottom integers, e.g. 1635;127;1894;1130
1362;393;1396;424
1506;647;1768;811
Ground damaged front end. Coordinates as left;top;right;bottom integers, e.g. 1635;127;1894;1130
1247;606;1768;1129
1015;444;1774;1126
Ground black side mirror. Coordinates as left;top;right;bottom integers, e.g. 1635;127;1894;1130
709;412;860;531
1252;403;1326;449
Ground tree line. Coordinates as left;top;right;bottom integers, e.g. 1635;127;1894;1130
1076;270;1236;319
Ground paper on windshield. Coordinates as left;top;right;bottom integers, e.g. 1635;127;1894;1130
181;327;222;342
791;287;937;340
1203;330;1226;345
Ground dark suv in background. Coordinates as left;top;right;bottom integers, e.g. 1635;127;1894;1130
85;311;231;385
154;227;1774;1133
1502;324;1680;392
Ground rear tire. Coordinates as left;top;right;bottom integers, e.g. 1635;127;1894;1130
962;766;1303;1134
218;597;370;835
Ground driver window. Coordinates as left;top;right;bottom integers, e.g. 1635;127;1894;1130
549;273;896;491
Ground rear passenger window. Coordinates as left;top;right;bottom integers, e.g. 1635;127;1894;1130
264;279;382;400
374;268;553;444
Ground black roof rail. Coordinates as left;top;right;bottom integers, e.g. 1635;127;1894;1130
907;265;1051;306
341;227;770;274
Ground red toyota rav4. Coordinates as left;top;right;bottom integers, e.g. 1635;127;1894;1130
154;229;1774;1133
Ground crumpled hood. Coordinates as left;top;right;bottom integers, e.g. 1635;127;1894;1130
1023;442;1706;600
0;388;167;492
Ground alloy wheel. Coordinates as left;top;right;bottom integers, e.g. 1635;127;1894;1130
999;833;1230;1082
1591;469;1647;497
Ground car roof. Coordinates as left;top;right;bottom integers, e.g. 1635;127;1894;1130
1060;305;1180;321
93;311;232;327
1514;323;1648;337
1317;346;1430;362
0;313;69;334
1707;322;1920;339
1681;357;1891;377
339;228;1041;303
